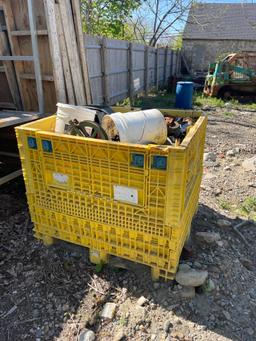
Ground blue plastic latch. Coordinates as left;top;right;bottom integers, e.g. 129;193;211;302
42;140;53;153
131;153;144;168
27;136;37;149
152;155;167;170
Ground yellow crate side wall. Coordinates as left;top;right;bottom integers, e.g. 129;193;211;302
15;116;56;194
15;111;207;280
16;115;207;239
183;116;207;211
164;148;187;226
28;204;194;280
15;129;37;194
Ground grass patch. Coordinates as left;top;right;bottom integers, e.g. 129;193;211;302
239;196;256;220
218;197;256;220
117;90;175;109
193;94;226;108
193;92;256;111
133;90;175;109
117;90;256;111
218;199;231;211
242;102;256;110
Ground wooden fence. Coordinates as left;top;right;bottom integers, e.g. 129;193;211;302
85;35;181;105
0;0;181;113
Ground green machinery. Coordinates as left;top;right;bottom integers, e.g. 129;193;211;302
204;52;256;99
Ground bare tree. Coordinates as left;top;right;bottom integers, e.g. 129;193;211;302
132;0;194;46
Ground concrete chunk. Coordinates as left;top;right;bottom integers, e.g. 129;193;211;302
100;302;117;320
176;266;208;287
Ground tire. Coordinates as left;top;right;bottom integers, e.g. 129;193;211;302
218;87;233;100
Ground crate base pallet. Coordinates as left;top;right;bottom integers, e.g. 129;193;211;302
31;206;193;280
16;108;207;281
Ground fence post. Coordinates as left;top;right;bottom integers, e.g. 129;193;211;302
178;49;181;76
128;42;134;105
175;50;179;77
101;37;109;104
163;46;168;86
170;50;175;93
155;46;159;90
144;45;149;96
170;50;174;77
175;50;178;76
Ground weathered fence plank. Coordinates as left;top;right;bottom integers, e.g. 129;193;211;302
84;34;180;105
1;1;181;112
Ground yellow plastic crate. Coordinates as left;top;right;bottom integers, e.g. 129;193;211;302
16;108;207;280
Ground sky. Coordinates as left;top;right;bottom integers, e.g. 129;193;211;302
132;0;255;44
201;0;254;2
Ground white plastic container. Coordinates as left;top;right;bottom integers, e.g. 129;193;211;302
55;103;96;133
102;109;167;144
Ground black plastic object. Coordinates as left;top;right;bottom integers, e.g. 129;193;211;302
68;119;109;140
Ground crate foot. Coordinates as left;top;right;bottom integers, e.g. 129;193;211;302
151;267;160;281
89;249;109;264
42;235;55;246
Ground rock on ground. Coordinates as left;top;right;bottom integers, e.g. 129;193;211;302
202;278;215;293
179;286;195;298
204;152;216;162
113;329;126;341
242;156;256;171
195;231;221;244
163;320;172;333
137;296;148;306
78;329;95;341
176;265;208;287
100;302;117;320
217;219;232;228
226;148;239;157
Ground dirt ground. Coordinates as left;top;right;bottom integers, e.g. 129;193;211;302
0;108;255;341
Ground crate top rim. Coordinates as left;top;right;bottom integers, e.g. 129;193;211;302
16;108;206;151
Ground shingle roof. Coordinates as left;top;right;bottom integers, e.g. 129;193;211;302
183;3;256;40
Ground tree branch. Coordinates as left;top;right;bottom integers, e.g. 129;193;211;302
150;0;193;46
149;3;177;46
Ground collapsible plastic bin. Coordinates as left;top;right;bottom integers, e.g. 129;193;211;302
16;108;207;280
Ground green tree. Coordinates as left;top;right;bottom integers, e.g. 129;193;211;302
171;33;183;50
81;0;141;39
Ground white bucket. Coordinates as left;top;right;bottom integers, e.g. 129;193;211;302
55;103;96;133
102;109;167;144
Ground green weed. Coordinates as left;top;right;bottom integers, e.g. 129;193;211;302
193;94;226;108
119;315;128;326
243;102;256;110
239;196;256;220
95;262;104;273
218;199;231;211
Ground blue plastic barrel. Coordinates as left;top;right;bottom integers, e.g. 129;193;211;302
175;81;194;109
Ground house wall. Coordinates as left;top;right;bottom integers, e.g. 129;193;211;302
182;39;256;75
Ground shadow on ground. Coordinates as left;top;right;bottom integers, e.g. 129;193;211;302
0;179;255;341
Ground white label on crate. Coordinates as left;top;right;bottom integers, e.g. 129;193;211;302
53;172;69;184
113;185;138;204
